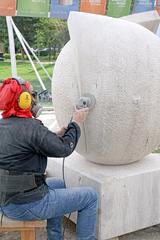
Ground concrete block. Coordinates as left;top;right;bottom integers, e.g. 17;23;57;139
47;153;160;240
122;10;160;33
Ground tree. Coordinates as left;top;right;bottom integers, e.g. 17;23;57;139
0;17;9;52
35;18;69;60
0;16;39;55
0;16;70;61
13;17;39;58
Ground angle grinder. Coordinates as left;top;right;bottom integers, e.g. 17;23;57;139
76;93;96;110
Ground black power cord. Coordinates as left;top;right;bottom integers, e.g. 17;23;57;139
62;116;73;237
0;206;4;227
62;157;72;237
62;157;66;188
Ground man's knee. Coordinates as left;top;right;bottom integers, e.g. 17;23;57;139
82;187;98;203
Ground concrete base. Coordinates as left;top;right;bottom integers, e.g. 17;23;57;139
47;153;160;240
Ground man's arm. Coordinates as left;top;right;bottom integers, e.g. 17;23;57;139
31;108;89;158
32;121;80;158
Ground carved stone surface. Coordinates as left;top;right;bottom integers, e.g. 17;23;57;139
52;12;160;165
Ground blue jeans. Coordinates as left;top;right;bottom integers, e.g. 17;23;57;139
1;177;98;240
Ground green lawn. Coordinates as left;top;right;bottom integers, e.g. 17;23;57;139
0;61;54;93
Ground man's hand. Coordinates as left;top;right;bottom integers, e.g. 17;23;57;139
55;126;67;136
55;107;89;135
72;107;89;126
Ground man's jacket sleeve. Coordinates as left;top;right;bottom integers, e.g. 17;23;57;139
32;121;81;158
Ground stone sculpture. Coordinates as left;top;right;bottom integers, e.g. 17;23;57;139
52;11;160;165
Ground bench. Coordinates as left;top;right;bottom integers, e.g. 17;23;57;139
0;213;46;240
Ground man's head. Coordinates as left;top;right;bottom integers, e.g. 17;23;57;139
0;77;42;118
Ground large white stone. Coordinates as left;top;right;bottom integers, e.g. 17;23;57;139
52;12;160;165
122;10;160;33
47;153;160;240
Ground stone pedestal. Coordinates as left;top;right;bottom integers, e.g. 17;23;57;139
47;152;160;240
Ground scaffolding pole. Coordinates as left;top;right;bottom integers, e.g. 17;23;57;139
11;18;46;90
11;18;52;81
6;16;17;78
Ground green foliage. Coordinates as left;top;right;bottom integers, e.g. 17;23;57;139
16;53;23;60
3;53;10;59
0;17;9;52
35;18;69;60
4;53;23;60
13;17;39;51
0;16;69;60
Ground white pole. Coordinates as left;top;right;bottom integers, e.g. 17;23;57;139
11;19;46;90
10;19;52;81
22;37;52;81
6;16;17;78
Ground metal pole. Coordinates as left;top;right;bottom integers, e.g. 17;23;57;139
6;16;17;78
21;36;52;81
11;19;46;90
10;18;52;81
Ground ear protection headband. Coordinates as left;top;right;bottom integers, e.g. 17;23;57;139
13;78;32;110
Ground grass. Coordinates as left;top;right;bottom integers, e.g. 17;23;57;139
0;61;54;93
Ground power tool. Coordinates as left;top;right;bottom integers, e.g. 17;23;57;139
76;93;96;110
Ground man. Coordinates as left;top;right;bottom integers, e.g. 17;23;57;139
0;78;98;240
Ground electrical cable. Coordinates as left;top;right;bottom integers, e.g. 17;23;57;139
62;157;66;188
62;116;73;237
73;45;88;154
62;95;95;235
0;206;4;227
62;156;72;237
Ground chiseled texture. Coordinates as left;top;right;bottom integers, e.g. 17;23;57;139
52;11;160;165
